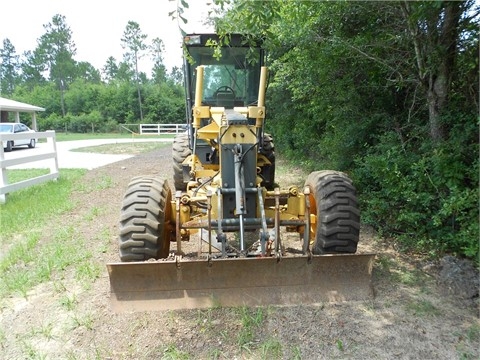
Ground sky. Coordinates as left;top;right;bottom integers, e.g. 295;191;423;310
0;0;215;75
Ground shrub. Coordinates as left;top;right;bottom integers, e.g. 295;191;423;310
353;124;478;259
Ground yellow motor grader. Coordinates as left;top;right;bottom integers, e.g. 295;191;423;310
107;34;374;311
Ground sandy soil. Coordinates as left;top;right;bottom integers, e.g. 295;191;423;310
1;146;478;360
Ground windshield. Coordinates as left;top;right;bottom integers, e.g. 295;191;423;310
0;124;13;133
188;46;262;108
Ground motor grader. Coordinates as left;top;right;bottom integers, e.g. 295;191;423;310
107;34;374;311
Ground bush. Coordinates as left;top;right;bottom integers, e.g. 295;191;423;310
40;113;69;132
353;124;479;259
67;111;103;133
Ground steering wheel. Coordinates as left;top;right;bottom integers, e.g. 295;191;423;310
214;86;236;98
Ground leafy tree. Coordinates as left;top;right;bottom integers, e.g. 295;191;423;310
169;66;184;86
64;79;101;115
36;14;77;116
76;61;101;83
400;1;474;142
143;82;184;123
213;0;479;259
0;38;20;95
117;61;135;82
14;81;62;117
20;49;47;89
151;37;167;84
102;56;119;82
121;20;148;121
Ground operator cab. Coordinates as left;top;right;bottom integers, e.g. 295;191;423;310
183;34;264;116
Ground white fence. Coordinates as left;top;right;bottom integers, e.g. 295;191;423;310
0;130;59;203
121;123;187;135
139;123;187;135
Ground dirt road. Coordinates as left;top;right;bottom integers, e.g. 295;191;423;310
1;146;478;359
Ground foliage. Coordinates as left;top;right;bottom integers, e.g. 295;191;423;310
121;20;149;121
216;0;479;259
0;3;478;260
0;14;185;127
0;38;20;95
353;117;479;258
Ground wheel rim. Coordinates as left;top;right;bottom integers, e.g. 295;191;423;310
161;188;173;256
308;190;317;245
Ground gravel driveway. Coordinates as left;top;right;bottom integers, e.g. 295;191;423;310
4;138;172;170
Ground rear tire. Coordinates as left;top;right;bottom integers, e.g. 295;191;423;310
304;171;360;254
5;141;13;152
119;177;173;261
172;134;191;191
260;133;275;190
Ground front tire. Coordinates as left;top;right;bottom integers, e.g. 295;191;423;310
119;177;173;261
305;171;360;254
28;139;36;148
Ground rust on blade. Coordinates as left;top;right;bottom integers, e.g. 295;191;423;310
107;254;375;312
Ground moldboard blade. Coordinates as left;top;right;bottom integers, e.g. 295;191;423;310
107;254;375;312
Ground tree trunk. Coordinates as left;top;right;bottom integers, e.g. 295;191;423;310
401;1;463;143
428;2;462;142
60;79;66;117
134;54;144;122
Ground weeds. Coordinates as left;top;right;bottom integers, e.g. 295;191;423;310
375;254;431;292
84;206;101;221
21;339;47;360
31;321;54;340
71;311;94;330
208;348;224;359
95;175;114;190
59;293;78;311
260;338;283;359
95;227;111;253
75;260;101;283
465;323;480;341
237;306;265;347
289;345;302;360
0;221;99;299
336;339;344;351
161;344;190;360
196;308;214;334
406;299;440;316
456;323;480;360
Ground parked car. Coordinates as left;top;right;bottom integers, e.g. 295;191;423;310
0;122;36;152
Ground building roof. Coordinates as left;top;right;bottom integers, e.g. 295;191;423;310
0;97;45;112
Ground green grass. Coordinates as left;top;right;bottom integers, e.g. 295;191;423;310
237;306;265;349
0;169;85;240
259;338;283;359
54;132;175;142
59;293;78;311
71;311;95;330
161;344;190;360
456;323;480;360
72;141;170;155
0;169;87;298
6;168;50;183
406;299;440;316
